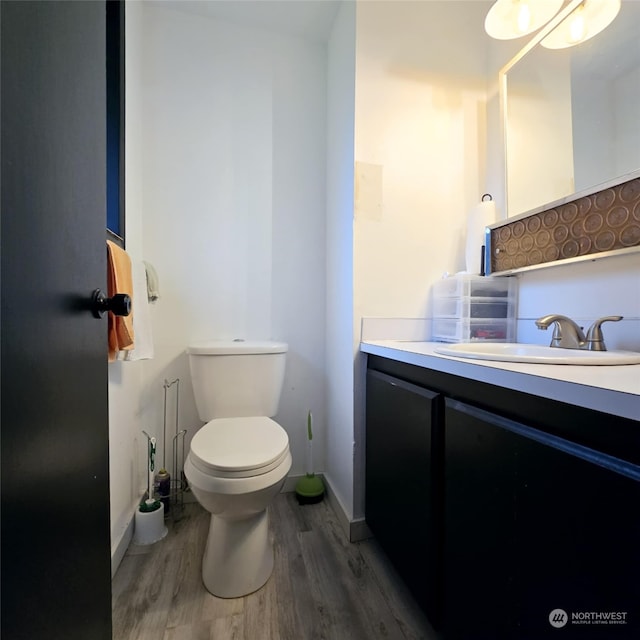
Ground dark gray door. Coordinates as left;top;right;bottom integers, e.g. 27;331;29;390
1;2;112;638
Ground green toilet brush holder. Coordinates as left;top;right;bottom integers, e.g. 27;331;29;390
295;411;324;504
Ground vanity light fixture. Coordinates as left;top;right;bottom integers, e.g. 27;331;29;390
540;0;621;49
484;0;564;39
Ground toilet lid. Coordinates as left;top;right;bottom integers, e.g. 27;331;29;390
190;417;289;475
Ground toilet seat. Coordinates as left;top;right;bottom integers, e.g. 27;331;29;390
190;417;290;478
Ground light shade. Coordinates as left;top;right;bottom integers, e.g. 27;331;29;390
541;0;621;49
485;0;564;40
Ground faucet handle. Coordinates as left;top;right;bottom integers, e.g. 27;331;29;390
585;316;623;352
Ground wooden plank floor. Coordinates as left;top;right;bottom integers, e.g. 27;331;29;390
112;492;440;640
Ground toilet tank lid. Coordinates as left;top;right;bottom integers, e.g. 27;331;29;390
187;340;288;355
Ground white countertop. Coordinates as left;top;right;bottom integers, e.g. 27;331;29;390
361;340;640;421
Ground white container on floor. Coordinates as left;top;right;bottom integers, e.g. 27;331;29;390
133;503;168;545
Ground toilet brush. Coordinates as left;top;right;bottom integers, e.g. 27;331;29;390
295;411;324;504
140;433;162;513
134;432;167;545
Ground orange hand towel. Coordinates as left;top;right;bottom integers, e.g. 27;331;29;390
107;240;134;361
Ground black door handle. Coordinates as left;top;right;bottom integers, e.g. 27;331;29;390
91;289;131;318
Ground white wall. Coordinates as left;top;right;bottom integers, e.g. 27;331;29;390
352;0;494;519
109;1;330;571
108;0;146;573
138;2;328;486
325;1;356;522
354;1;494;320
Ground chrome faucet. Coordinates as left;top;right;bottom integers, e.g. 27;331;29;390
535;314;622;351
535;314;586;349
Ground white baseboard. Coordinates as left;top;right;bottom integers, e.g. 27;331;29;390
349;517;373;542
111;508;135;578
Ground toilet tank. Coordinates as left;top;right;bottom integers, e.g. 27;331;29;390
187;340;288;420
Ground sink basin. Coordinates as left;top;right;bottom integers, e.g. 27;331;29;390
434;343;640;365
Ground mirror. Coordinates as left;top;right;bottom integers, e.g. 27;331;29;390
501;0;640;218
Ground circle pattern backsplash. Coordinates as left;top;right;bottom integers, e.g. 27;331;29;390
491;178;640;272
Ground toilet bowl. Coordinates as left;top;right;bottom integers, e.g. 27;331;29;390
185;417;292;598
184;340;290;598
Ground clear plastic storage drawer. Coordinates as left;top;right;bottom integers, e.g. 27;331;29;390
432;318;515;343
432;274;516;299
431;275;517;343
433;296;513;319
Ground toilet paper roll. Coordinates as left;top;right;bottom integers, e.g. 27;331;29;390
465;200;497;275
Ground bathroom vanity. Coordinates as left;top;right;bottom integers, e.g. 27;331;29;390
362;341;640;639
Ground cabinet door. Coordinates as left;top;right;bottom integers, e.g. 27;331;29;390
365;370;442;624
445;399;640;640
444;398;519;638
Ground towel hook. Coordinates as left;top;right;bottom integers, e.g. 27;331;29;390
91;289;131;318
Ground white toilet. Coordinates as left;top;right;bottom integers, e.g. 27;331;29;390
184;340;292;598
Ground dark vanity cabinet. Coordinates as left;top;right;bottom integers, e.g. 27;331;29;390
365;370;442;626
365;355;640;639
445;399;640;639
